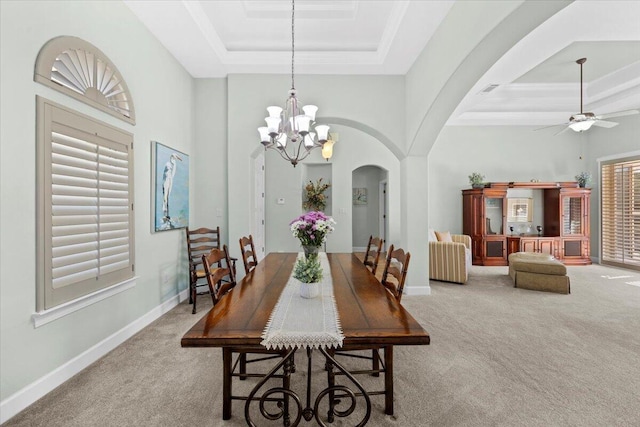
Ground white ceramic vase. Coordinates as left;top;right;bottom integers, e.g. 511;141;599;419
299;282;319;299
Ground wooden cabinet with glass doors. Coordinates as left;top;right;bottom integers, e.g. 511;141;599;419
463;183;591;266
462;186;508;266
543;187;592;265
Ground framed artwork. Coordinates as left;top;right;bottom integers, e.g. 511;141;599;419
353;188;367;205
507;198;532;222
485;198;501;208
153;141;189;231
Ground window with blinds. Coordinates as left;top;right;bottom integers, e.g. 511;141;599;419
37;97;135;310
601;156;640;271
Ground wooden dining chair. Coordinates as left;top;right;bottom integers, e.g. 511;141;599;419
380;244;411;303
203;246;292;420
362;235;384;276
186;227;221;314
326;244;411;417
186;226;237;314
239;234;258;275
201;245;236;305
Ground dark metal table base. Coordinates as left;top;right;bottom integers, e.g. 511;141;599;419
244;347;372;426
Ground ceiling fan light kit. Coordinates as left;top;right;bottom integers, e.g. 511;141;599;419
538;57;639;135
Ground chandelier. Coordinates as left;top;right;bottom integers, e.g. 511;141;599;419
257;0;333;167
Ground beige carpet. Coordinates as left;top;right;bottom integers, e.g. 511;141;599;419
4;263;640;426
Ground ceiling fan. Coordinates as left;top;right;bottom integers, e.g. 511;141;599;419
537;57;639;135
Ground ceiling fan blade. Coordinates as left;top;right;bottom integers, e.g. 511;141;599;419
592;120;619;128
597;109;639;120
533;123;566;131
554;126;571;136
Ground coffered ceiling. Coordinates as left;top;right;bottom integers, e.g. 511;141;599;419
125;0;640;128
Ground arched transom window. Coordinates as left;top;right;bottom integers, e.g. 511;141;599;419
35;36;135;125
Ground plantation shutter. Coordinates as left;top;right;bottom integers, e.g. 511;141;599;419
601;156;640;271
39;98;135;310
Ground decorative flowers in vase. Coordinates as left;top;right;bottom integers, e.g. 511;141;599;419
575;171;591;188
302;178;331;212
290;211;336;249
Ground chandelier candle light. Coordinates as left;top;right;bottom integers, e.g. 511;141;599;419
257;0;334;166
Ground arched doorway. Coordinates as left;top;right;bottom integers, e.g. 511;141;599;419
352;165;388;251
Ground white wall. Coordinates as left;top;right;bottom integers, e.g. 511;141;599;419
0;0;194;404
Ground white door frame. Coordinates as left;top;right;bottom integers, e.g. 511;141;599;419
253;152;266;260
379;179;388;252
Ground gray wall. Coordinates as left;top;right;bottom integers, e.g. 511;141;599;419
1;1;195;401
304;164;333;216
1;0;634;416
225;74;405;256
427;118;640;259
192;79;228;234
584;115;640;261
428;125;584;234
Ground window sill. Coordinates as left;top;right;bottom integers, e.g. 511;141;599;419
32;277;137;328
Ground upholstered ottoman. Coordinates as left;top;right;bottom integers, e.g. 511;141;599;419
508;252;570;294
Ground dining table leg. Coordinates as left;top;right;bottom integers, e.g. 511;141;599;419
325;349;336;423
384;345;393;415
239;353;247;380
223;347;232;420
372;348;380;377
244;348;301;427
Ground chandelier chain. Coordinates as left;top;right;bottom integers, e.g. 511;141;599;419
291;0;295;90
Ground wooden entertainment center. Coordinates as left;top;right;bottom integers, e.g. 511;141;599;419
462;182;591;266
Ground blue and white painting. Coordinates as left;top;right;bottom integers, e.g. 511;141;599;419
154;141;189;231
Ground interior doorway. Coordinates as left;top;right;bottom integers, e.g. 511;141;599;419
352;165;388;251
253;152;265;260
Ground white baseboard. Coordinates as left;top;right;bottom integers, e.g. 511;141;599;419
404;285;431;296
0;289;190;424
352;247;367;252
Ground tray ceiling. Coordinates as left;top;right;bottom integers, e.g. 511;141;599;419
125;0;640;127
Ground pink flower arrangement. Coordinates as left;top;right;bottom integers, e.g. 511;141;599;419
290;211;336;246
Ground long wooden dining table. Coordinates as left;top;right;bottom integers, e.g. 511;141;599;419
181;252;430;425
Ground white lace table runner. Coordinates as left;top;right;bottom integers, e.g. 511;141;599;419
261;252;344;350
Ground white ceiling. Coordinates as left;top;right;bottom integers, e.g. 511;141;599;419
125;0;640;128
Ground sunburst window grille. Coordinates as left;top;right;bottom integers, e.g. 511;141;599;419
35;36;135;125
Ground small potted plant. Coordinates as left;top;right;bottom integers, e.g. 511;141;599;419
468;172;485;189
293;257;323;298
575;171;592;188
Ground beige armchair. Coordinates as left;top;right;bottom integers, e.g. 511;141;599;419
429;233;471;284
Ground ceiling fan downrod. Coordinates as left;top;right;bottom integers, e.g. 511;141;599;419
577;57;586;115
